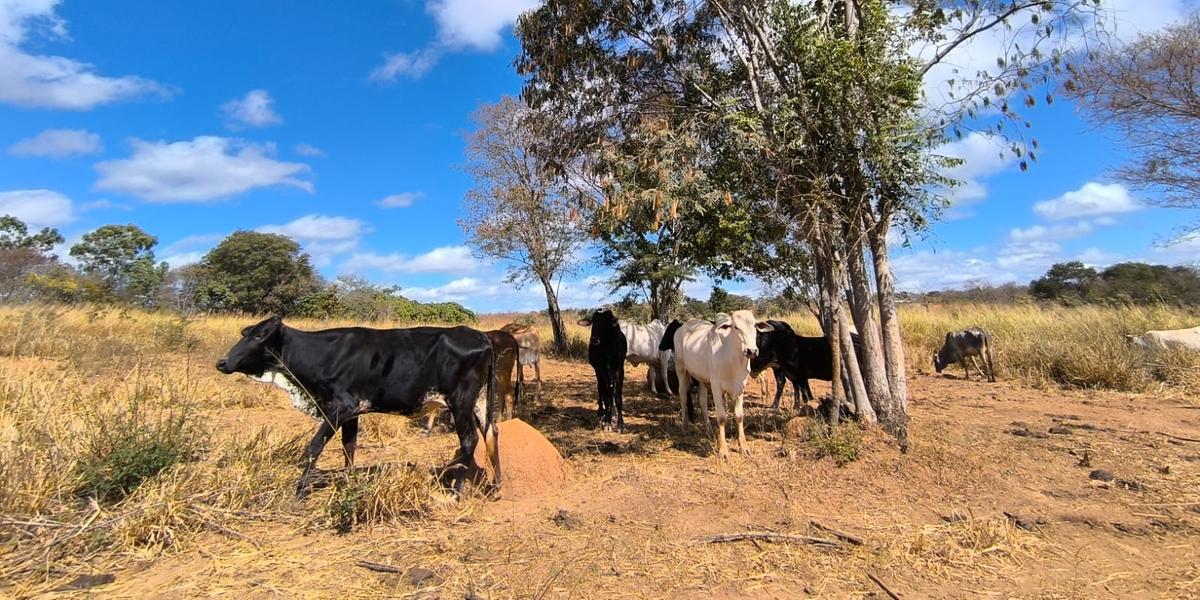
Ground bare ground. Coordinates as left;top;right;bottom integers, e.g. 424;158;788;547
59;360;1200;598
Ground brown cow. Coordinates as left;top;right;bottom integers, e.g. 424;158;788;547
500;322;543;397
425;329;521;434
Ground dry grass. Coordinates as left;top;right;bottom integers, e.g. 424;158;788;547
0;303;1197;597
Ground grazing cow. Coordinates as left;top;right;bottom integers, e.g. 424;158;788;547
618;319;670;395
424;329;521;434
216;316;500;497
672;311;773;459
501;323;543;396
933;329;997;382
1126;326;1200;352
578;309;628;432
750;320;863;410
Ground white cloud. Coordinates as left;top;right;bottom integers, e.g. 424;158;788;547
369;49;441;81
258;214;368;242
9;128;102;157
1033;183;1140;221
427;0;539;50
221;89;282;129
1008;221;1095;243
294;143;324;157
94;136;313;202
0;0;167;109
995;240;1061;271
258;214;369;268
369;0;537;81
161;233;223;256
162;251;204;268
0;188;74;227
1076;247;1123;267
344;245;480;275
376;192;421;208
935;132;1016;211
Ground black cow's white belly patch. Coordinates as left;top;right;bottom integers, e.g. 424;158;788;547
247;370;322;420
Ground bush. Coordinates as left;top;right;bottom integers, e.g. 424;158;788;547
806;423;861;466
75;405;204;504
323;466;438;533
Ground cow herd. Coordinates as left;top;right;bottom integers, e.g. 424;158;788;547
215;311;1017;498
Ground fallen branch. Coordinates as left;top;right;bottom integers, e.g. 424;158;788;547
696;531;840;548
1157;431;1200;443
355;560;406;574
809;521;863;545
867;572;902;600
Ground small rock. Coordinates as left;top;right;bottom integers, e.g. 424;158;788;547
1117;478;1148;491
408;567;437;587
1049;426;1071;435
56;573;115;591
1089;469;1115;482
804;585;815;595
552;509;581;530
1157;464;1171;475
1009;428;1049;439
1077;450;1092;468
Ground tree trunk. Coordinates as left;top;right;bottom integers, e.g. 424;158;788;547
846;237;892;417
649;278;681;323
814;250;843;427
866;217;909;451
540;277;568;354
838;308;876;422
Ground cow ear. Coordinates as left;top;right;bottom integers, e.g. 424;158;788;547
755;321;774;332
577;318;592;327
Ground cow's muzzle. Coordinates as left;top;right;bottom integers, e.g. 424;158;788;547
215;358;231;374
744;349;758;358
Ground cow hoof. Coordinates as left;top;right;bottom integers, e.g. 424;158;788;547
739;447;751;457
717;449;730;461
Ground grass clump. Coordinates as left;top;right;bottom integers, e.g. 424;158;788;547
75;405;204;504
806;423;862;466
323;465;439;533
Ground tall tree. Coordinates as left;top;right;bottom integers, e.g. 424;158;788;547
0;215;64;301
70;224;167;307
195;231;318;314
459;96;585;353
1069;15;1200;226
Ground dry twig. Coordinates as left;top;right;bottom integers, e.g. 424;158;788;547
868;572;902;600
809;521;863;545
696;531;840;548
355;560;406;574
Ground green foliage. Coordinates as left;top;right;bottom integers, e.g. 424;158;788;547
0;215;63;252
293;276;477;324
806;422;862;466
1030;261;1200;306
194;231;319;314
707;286;753;315
75;405;203;504
25;264;110;304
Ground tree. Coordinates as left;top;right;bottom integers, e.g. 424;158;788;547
0;215;64;301
195;231;318;314
459;97;585;353
69;224;167;307
1069;15;1200;226
1030;261;1099;301
517;0;1102;448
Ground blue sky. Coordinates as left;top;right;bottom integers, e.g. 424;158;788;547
0;0;1196;312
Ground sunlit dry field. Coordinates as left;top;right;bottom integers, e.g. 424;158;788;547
1;305;1198;598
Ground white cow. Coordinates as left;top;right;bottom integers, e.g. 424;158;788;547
1127;327;1200;352
673;310;773;459
618;319;670;394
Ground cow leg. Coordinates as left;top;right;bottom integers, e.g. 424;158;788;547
297;417;338;499
534;360;543;397
340;417;359;468
697;382;712;437
596;370;612;431
710;383;729;460
733;390;749;456
771;368;786;411
799;379;814;406
448;391;484;496
961;360;971;381
676;364;692;429
614;364;626;434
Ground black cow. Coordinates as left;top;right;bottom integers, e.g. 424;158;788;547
578;309;627;433
751;320;862;411
934;328;996;382
215;316;500;498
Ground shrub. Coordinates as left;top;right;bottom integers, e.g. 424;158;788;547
75;404;204;504
806;423;861;466
323;466;438;533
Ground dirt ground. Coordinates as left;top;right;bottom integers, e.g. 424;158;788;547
90;358;1200;599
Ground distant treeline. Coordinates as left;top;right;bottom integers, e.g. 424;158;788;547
907;261;1200;306
0;216;476;324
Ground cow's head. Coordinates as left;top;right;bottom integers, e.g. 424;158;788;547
932;352;946;373
750;320;797;376
659;319;684;351
578;308;619;331
719;310;774;359
216;315;284;376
